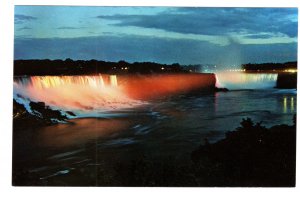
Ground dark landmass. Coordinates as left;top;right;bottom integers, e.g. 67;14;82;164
14;59;200;76
242;61;297;72
13;100;72;185
14;59;297;76
276;73;297;89
191;117;296;187
13;99;69;130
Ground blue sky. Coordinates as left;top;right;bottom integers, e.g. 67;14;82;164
14;6;298;65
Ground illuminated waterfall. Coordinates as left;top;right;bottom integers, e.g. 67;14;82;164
13;73;217;116
110;75;118;87
216;72;278;89
13;75;144;116
28;75;107;89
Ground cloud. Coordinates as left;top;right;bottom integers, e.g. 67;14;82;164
56;26;83;30
244;34;275;39
15;14;37;24
97;8;298;38
14;35;297;65
17;26;32;31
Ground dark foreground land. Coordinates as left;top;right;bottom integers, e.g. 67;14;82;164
191;117;296;186
12;100;296;186
109;118;296;187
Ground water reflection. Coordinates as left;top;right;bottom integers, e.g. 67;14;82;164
283;97;287;113
283;96;296;113
38;118;133;148
291;97;294;112
213;92;219;112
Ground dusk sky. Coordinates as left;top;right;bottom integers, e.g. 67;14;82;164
14;6;298;66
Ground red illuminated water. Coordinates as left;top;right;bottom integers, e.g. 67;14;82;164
13;75;144;115
13;73;216;116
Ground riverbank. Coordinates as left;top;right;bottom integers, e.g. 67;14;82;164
191;117;296;186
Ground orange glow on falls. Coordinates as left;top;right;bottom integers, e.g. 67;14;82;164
14;73;216;113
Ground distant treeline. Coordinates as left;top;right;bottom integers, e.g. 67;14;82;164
14;59;201;76
242;61;297;71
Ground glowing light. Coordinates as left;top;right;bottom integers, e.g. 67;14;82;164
99;75;105;87
284;69;297;73
215;74;222;87
29;75;109;89
216;72;278;89
161;67;165;70
14;74;216;114
283;97;287;113
291;97;294;112
13;75;142;113
110;75;118;87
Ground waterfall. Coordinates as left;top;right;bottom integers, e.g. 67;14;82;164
13;73;217;116
216;72;278;90
13;75;144;116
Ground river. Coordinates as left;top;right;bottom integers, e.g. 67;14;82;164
12;72;297;186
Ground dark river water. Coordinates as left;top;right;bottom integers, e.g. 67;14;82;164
13;73;297;185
